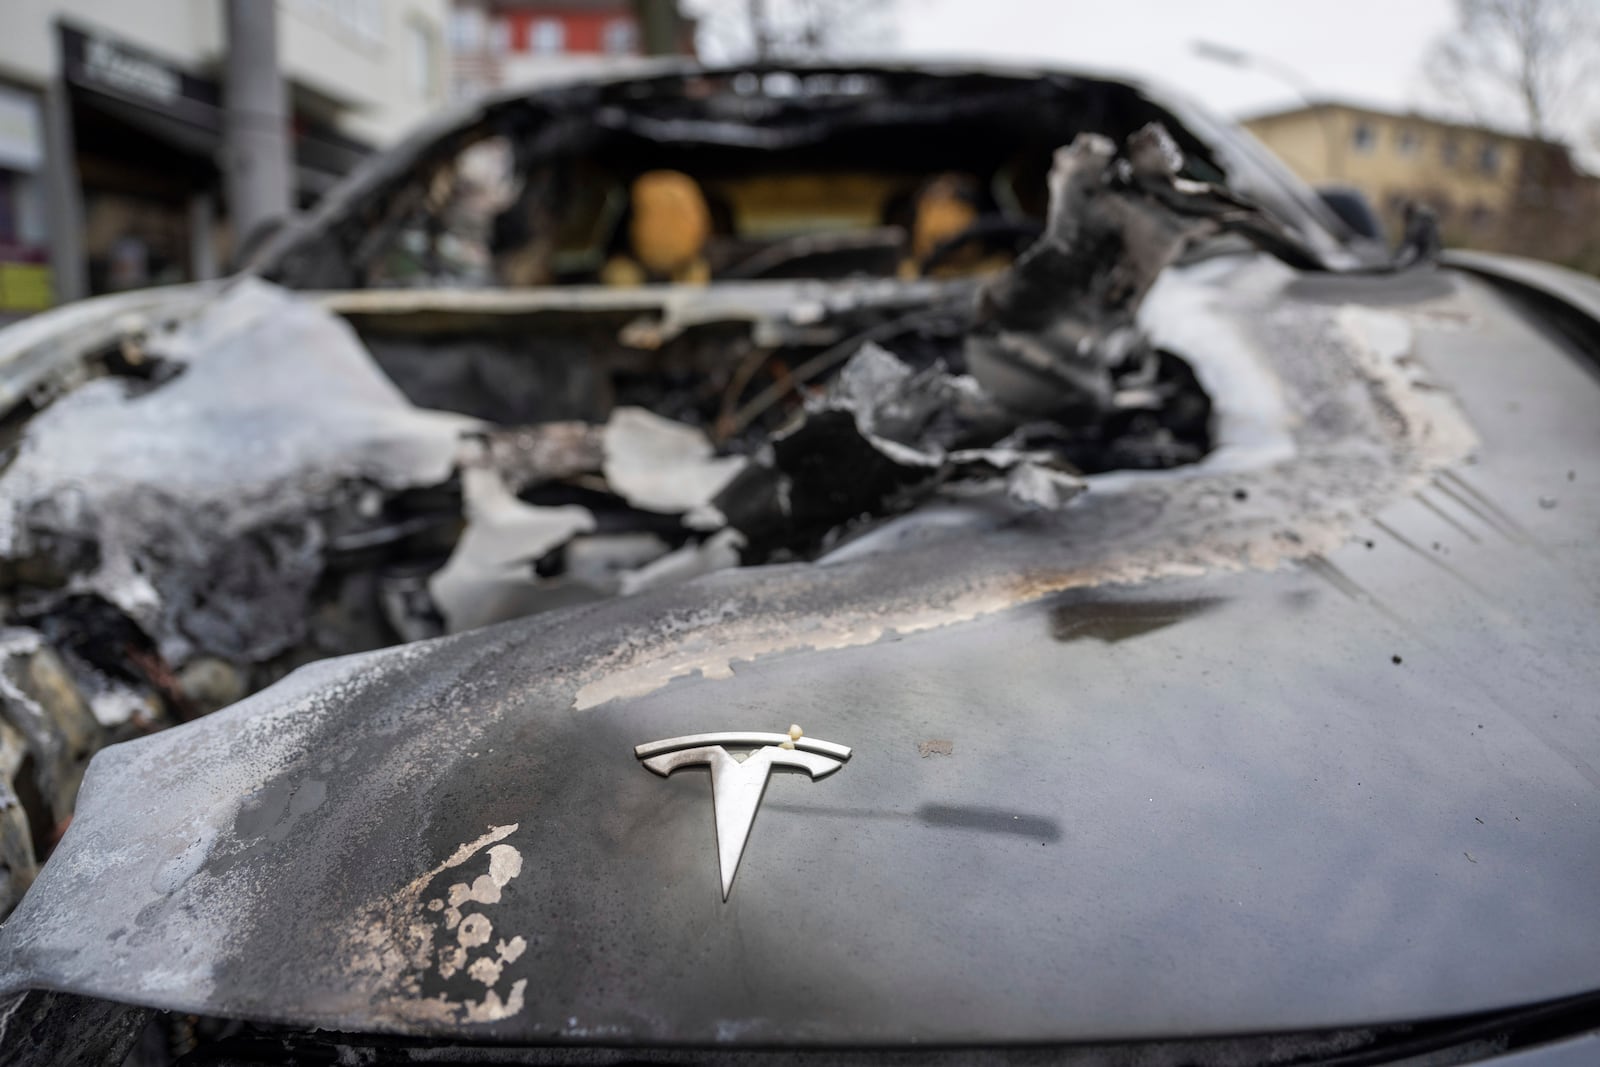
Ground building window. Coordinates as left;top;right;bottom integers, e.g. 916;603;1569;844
602;18;637;55
1351;121;1377;153
531;18;566;55
489;19;511;55
1479;143;1501;176
407;21;437;98
1442;137;1461;167
0;85;43;175
1396;127;1422;156
448;10;483;51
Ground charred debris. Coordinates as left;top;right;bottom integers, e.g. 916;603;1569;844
0;66;1418;914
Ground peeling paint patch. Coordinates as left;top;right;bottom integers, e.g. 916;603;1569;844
467;955;502;985
346;822;532;1027
435;824;517;872
462;978;527;1023
574;614;895;709
457;913;492;948
445;843;523;907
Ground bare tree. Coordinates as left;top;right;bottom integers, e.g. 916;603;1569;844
1425;0;1598;140
687;0;897;63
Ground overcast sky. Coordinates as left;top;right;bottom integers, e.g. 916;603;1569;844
689;0;1598;164
887;0;1458;121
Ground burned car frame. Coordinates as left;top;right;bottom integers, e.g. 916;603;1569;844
0;60;1598;1066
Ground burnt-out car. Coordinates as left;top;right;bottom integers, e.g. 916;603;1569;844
0;61;1598;1065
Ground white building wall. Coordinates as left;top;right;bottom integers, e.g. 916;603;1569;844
279;0;450;145
0;0;449;146
0;0;215;85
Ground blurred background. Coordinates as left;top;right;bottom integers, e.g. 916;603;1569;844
0;0;1595;324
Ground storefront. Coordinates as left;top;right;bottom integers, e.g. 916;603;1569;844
0;82;51;320
53;23;371;298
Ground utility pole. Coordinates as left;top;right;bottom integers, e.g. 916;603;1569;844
40;80;87;303
223;0;293;251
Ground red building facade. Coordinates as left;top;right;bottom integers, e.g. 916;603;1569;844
497;4;639;56
452;1;696;99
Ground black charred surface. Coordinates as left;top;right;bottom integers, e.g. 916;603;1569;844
366;332;610;425
721;408;939;562
1394;202;1444;269
94;989;1600;1064
968;125;1320;419
23;595;158;690
0;990;153;1067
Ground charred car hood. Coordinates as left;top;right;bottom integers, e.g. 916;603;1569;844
2;259;1599;1048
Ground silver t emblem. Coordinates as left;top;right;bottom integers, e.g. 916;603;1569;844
635;730;852;899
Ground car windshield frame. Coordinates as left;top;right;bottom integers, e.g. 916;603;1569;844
249;59;1368;292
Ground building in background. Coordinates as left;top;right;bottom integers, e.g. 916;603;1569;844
450;1;693;101
0;82;51;317
1246;102;1599;272
0;0;451;317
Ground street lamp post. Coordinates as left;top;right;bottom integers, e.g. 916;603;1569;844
1192;40;1342;182
224;0;293;248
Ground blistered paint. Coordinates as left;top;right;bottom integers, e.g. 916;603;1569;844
347;822;530;1026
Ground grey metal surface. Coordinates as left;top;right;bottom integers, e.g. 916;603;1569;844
0;261;1596;1047
1483;1033;1600;1066
1441;249;1600;323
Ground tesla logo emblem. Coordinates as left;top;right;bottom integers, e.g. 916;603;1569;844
635;729;851;899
